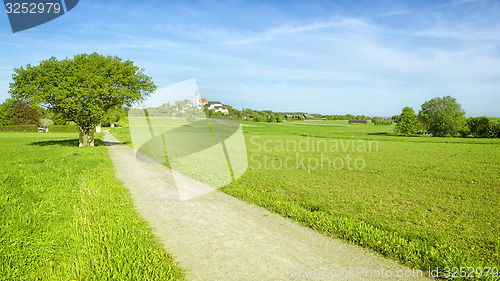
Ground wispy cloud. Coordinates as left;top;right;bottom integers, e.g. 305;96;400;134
415;26;500;41
225;17;369;45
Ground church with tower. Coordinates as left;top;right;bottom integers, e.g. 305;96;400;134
195;91;208;107
195;91;229;114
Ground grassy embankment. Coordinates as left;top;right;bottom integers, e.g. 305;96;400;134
112;119;500;280
0;132;184;280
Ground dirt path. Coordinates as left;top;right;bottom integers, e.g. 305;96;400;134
104;131;432;280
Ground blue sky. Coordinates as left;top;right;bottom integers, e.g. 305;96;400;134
0;0;499;116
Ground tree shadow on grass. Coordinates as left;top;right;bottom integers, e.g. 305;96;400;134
367;132;431;138
29;139;106;147
367;132;390;136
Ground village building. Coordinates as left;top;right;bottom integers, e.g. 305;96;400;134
195;91;229;114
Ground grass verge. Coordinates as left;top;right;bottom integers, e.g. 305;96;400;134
0;133;184;280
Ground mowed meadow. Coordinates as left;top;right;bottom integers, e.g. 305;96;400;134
221;121;500;278
113;119;500;279
0;133;184;280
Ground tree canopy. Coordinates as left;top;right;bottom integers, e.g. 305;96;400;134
465;117;500;138
10;100;40;125
9;53;156;146
418;96;465;137
395;107;418;134
0;98;40;126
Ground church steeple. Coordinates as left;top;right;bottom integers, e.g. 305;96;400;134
195;90;200;106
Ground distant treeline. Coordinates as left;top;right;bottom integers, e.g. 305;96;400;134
213;105;381;123
140;100;382;123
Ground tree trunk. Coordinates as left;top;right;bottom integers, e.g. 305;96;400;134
79;125;95;147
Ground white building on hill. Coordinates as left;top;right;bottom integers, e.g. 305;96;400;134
195;91;229;114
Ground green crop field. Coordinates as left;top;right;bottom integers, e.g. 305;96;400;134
0;133;184;280
113;119;500;280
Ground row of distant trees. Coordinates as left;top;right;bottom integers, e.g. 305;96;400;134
394;96;500;138
222;107;285;122
142;102;388;124
204;105;377;123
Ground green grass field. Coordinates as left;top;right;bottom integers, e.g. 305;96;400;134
0;133;184;280
113;119;500;280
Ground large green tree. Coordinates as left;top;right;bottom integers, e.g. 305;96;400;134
418;96;465;137
9;53;156;146
395;107;418;134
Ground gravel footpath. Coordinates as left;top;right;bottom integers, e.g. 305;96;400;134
104;131;433;281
